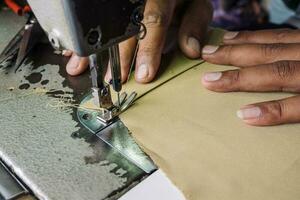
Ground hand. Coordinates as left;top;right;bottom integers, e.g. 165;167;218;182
64;0;212;84
201;29;300;126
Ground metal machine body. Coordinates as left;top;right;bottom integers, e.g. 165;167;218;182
26;0;145;56
27;0;146;122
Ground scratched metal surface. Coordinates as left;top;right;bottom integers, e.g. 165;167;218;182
0;8;147;200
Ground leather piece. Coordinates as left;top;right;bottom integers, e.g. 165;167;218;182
121;29;300;200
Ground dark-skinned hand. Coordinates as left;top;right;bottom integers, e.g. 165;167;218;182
202;29;300;126
63;0;212;84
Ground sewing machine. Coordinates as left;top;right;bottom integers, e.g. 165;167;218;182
0;1;161;200
27;0;146;122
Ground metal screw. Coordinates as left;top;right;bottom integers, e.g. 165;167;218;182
88;31;100;45
82;113;92;121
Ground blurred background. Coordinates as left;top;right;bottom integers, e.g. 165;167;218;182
0;0;299;32
211;0;299;30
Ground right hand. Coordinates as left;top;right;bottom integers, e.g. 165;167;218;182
64;0;212;84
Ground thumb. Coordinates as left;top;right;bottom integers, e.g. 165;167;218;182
66;53;89;76
178;0;212;59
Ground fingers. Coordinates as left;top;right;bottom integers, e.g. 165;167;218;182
105;37;137;82
66;54;89;76
135;0;176;83
202;43;300;67
178;0;212;58
62;50;73;57
202;61;300;126
202;61;300;93
236;96;300;126
223;29;300;45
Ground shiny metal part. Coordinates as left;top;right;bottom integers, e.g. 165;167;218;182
0;27;24;68
108;44;122;93
79;90;136;124
126;40;140;83
15;24;33;68
97;120;157;174
89;54;103;90
89;54;114;110
89;53;116;123
117;93;121;107
109;44;122;107
77;91;157;174
121;92;137;112
88;51;136;123
0;161;27;200
0;17;42;69
117;92;127;106
15;18;42;69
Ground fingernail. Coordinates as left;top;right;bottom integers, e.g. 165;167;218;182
137;64;149;80
62;50;68;56
223;31;239;40
203;72;222;82
66;55;80;69
202;45;219;55
237;106;262;120
187;37;200;53
105;75;112;83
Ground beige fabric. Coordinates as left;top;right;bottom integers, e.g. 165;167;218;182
121;30;300;200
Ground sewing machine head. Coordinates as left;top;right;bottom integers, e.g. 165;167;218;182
27;0;146;122
27;0;145;56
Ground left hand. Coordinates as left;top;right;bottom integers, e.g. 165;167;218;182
201;29;300;126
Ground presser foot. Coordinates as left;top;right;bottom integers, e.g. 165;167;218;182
78;90;137;128
94;90;137;123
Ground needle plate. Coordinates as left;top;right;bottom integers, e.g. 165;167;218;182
77;91;157;174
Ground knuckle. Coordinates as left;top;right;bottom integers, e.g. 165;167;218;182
274;29;292;41
260;44;284;59
225;70;241;91
267;101;285;122
143;11;169;28
230;70;240;84
223;45;234;62
139;45;158;56
239;31;252;41
272;61;296;81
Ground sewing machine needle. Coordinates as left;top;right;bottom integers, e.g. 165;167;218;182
127;40;140;83
117;92;121;107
